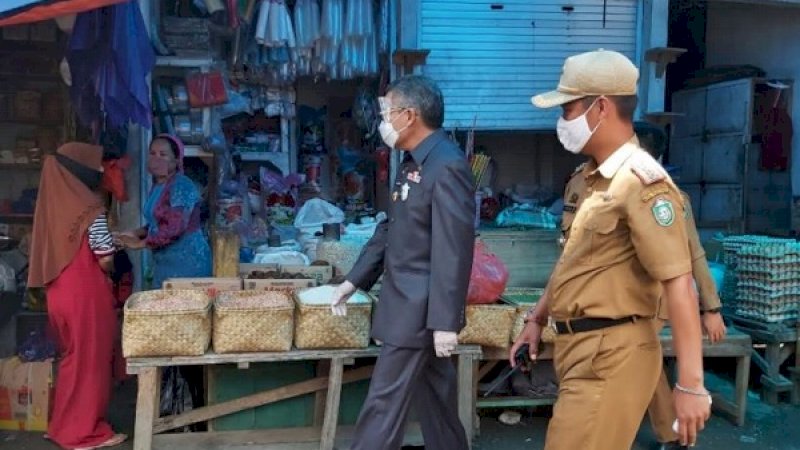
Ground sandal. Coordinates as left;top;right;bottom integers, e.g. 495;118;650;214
74;434;128;450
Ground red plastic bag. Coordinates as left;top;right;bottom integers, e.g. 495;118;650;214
467;240;509;304
186;70;229;108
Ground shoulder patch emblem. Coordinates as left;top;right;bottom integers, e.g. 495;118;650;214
641;184;670;203
569;193;579;203
652;197;675;227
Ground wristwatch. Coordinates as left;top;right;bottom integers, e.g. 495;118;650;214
523;310;549;326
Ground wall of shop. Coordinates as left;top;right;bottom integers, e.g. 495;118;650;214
473;132;582;198
706;2;800;197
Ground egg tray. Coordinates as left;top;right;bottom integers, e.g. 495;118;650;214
737;270;800;282
735;309;799;323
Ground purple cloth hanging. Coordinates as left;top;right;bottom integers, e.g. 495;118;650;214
67;0;155;129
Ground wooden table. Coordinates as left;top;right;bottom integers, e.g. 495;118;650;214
477;327;753;428
725;314;799;405
127;345;482;450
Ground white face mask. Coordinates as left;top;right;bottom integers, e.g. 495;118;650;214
379;110;410;149
556;98;602;154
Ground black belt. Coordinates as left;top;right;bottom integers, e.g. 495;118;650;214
552;316;637;334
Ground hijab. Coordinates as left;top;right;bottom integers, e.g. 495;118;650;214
28;143;106;287
154;133;185;173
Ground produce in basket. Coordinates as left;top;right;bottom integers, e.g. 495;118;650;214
213;290;294;353
123;290;211;357
217;290;292;309
293;286;373;349
297;285;371;305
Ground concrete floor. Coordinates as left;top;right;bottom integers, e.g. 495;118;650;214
2;314;798;450
1;378;798;450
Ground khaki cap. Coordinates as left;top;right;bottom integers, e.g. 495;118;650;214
532;49;639;109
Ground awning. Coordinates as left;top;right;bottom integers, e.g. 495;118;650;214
0;0;129;27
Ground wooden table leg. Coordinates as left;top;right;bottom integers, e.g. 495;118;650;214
793;326;800;405
133;367;160;450
320;358;344;450
315;360;331;427
735;352;751;426
764;343;781;404
457;354;474;449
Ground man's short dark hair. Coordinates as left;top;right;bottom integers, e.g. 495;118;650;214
583;95;638;121
387;75;445;129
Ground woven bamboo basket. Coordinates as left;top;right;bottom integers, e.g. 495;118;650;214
123;290;211;357
511;307;556;344
458;304;517;348
213;290;294;353
293;289;373;349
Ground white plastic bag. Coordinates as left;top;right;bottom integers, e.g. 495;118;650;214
294;199;345;231
253;251;310;266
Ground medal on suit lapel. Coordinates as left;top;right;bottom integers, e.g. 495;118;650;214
407;171;421;184
401;183;410;201
392;191;399;202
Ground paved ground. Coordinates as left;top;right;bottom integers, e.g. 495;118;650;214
2;314;797;450
1;375;798;450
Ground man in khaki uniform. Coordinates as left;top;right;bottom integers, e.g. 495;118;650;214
510;50;711;450
634;124;727;449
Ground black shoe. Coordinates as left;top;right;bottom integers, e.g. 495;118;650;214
658;442;689;450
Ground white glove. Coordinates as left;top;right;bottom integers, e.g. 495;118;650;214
433;331;458;358
330;281;356;316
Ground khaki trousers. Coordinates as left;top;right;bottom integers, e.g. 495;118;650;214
545;319;661;450
647;320;679;443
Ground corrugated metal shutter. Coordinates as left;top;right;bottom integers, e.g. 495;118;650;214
420;0;639;130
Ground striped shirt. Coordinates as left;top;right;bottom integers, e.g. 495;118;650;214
88;214;115;256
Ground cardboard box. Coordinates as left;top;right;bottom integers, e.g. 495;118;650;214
243;279;316;291
162;278;242;296
280;265;333;285
0;357;52;432
238;264;280;277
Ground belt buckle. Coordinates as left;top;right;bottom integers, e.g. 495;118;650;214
549;317;558;334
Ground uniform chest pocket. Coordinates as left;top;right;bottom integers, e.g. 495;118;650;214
585;213;619;235
584;212;625;264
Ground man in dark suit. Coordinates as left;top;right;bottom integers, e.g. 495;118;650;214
330;75;475;450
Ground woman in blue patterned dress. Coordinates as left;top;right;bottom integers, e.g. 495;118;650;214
116;134;212;422
116;134;211;288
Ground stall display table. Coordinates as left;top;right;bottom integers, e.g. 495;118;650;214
725;314;799;405
477;326;752;428
127;345;482;450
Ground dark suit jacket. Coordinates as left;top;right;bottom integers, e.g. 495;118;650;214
346;129;476;348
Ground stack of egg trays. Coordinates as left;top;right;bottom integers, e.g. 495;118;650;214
735;240;800;323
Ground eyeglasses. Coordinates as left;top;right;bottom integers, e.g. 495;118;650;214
379;107;408;122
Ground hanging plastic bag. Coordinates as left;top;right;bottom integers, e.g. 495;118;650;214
467;240;509;305
186;70;229;108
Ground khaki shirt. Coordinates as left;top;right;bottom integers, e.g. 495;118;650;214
551;142;692;320
656;193;723;320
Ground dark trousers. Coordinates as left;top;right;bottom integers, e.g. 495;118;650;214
351;343;468;450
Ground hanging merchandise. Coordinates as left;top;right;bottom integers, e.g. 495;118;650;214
67;1;156;129
255;0;296;48
294;0;321;76
378;0;389;54
317;0;344;78
345;0;374;40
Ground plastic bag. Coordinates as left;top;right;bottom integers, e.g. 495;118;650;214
495;204;558;229
160;367;193;424
186;70;229;108
467;240;509;305
294;198;345;230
